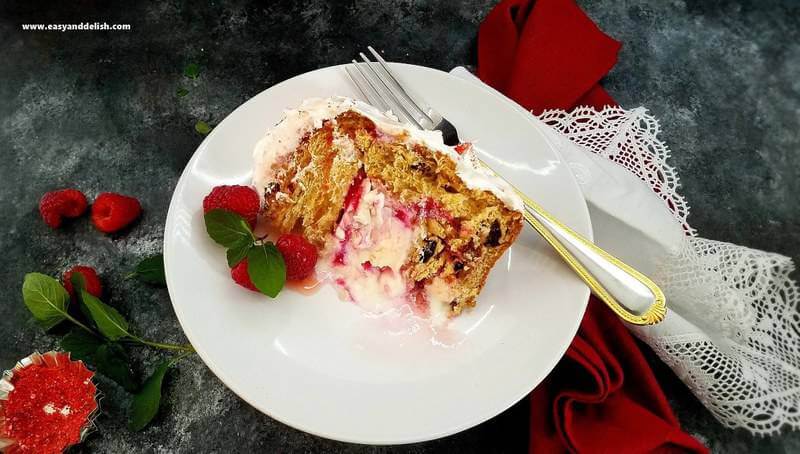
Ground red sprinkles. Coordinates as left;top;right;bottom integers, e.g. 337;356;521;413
0;352;97;454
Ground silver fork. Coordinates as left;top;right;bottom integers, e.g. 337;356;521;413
345;46;666;325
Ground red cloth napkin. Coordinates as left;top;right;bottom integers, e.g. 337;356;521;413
479;0;619;115
478;1;710;453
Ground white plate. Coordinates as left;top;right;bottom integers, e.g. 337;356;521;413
164;64;591;444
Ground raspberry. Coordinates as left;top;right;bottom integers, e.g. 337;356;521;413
91;192;142;233
454;142;472;155
39;189;88;228
202;185;260;228
276;234;318;281
230;259;258;292
63;266;103;299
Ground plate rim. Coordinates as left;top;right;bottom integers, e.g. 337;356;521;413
163;63;592;444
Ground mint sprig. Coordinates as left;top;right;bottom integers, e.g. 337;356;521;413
61;329;138;392
130;360;170;431
61;328;102;360
247;244;286;297
22;273;92;332
94;343;138;392
69;274;193;352
80;288;130;341
226;243;251;267
204;209;254;248
22;270;196;431
203;209;286;297
60;329;138;392
128;254;166;286
129;352;190;431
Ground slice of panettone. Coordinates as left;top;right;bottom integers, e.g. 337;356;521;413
253;97;523;323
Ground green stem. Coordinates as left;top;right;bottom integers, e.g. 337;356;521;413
168;350;194;367
65;313;96;335
129;336;195;352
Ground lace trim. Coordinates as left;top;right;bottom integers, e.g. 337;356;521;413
539;106;695;235
539;106;800;435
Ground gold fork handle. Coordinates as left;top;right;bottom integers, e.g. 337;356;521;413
521;197;666;325
475;158;665;324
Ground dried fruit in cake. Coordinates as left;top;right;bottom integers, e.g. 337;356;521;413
63;265;103;299
252;97;524;321
39;189;88;228
202;185;260;228
91;192;142;233
276;234;318;281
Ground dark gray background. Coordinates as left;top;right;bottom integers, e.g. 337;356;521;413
1;0;798;452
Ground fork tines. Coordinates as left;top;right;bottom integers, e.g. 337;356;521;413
345;46;435;129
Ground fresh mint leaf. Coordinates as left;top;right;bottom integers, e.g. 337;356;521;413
61;329;102;361
95;343;138;392
22;273;70;330
204;209;254;249
129;360;172;431
70;272;94;322
131;254;166;286
61;329;137;392
195;120;212;135
226;243;252;268
71;271;86;290
81;289;131;341
247;243;286;297
176;87;189;97
183;63;200;79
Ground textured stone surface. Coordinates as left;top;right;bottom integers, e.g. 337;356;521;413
0;0;797;452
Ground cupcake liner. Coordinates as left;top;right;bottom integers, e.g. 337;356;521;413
0;351;99;453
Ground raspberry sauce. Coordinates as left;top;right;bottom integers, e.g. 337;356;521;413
342;169;367;211
285;273;323;295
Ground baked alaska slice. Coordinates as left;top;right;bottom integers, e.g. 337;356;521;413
253;97;524;323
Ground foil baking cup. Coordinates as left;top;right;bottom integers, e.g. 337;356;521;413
0;351;100;453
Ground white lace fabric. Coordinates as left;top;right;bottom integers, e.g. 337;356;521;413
539;107;694;236
538;106;800;435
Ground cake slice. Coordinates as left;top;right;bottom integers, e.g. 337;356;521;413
253;97;523;323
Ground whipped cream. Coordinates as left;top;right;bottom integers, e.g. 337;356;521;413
424;277;458;325
322;179;463;326
321;179;421;313
252;96;524;211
